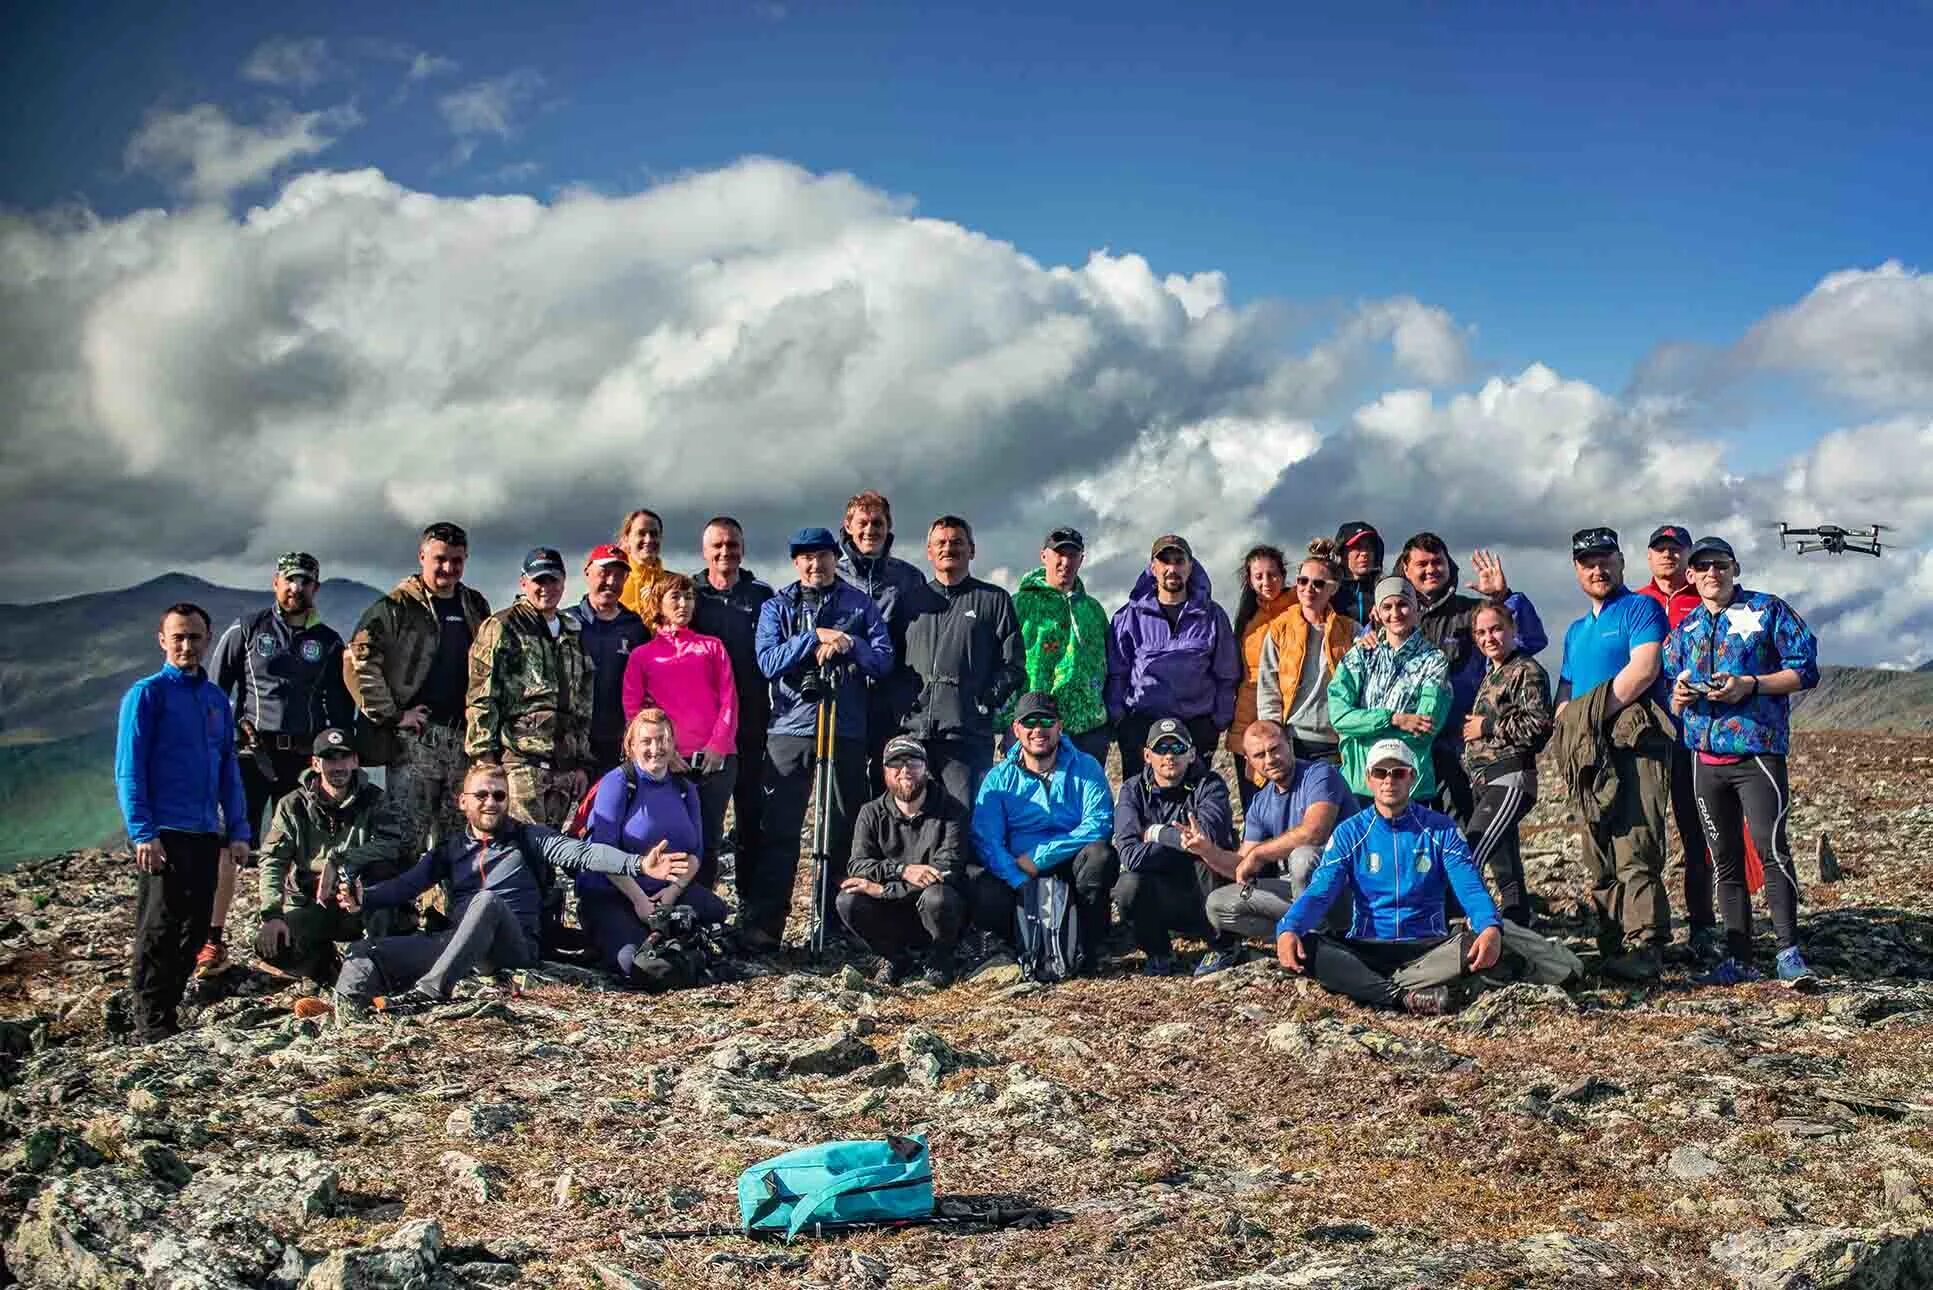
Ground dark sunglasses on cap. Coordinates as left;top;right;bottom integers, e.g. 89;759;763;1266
1367;764;1415;781
1295;575;1334;590
1150;737;1192;756
1018;714;1060;729
467;788;509;802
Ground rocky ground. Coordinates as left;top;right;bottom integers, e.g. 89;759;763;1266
1;732;1931;1288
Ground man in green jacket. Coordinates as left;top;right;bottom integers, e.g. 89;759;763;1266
254;729;410;985
1001;527;1111;765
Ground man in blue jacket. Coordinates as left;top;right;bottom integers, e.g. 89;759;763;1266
1275;739;1503;1014
114;602;252;1042
969;692;1117;971
1111;718;1239;977
748;526;895;949
1105;534;1239;781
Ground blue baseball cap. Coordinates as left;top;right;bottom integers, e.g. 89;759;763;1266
788;526;839;556
521;547;565;579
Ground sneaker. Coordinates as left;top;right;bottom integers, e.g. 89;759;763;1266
193;939;227;977
1688;925;1723;963
1600;947;1662;983
291;996;335;1021
1141;954;1177;978
372;988;440;1016
1400;985;1453;1016
919;963;956;988
1192;948;1243;977
1775;947;1820;990
1695;956;1764;986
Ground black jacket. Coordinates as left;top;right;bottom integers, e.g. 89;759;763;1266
837;535;928;720
1112;761;1235;875
899;576;1024;744
212;607;353;740
691;568;777;737
847;788;967;897
1333;522;1385;627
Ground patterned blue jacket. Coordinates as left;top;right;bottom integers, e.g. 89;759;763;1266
1662;588;1819;756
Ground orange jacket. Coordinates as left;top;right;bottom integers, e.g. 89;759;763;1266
1227;594;1298;752
1251;609;1359;735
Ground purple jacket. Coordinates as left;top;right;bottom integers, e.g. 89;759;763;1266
1104;564;1239;729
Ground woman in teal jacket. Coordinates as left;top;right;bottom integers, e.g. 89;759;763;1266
1327;577;1451;803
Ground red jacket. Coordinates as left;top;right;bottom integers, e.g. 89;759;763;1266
1638;579;1700;629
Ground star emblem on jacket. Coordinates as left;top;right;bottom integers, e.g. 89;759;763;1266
1724;604;1765;640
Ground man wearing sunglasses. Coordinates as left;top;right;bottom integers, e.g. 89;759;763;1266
1274;740;1502;1014
1553;526;1674;982
1106;534;1239;781
1111;717;1240;976
1664;537;1821;988
203;552;355;976
252;729;409;986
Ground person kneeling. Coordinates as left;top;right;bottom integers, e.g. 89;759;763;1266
1273;739;1501;1015
581;708;732;991
333;761;665;1013
1112;718;1241;977
838;736;968;987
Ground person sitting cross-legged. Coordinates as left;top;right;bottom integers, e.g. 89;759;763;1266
332;761;670;1013
1273;739;1502;1015
1111;717;1241;977
837;735;969;987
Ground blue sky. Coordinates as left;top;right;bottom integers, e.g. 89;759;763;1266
7;1;1930;398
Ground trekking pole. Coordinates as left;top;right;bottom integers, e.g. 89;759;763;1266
808;684;836;959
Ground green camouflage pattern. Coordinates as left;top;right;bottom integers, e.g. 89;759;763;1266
1001;567;1110;735
343;575;490;764
387;721;468;860
464;600;594;770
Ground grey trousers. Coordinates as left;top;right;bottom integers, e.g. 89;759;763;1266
1202;846;1350;938
335;889;535;1003
1306;931;1474;1010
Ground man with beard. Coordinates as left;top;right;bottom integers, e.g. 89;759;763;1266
837;735;969;986
203;552;353;974
1111;718;1240;976
1002;527;1112;763
563;544;649;773
1106;534;1239;781
691;516;777;873
837;491;928;793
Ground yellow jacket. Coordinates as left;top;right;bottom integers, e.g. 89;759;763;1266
618;558;671;622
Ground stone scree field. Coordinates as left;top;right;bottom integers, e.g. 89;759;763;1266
0;732;1930;1289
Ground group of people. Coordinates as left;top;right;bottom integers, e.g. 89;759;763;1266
111;494;1822;1042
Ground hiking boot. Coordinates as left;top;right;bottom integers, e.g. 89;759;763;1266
1141;954;1178;978
1776;947;1820;991
1695;957;1763;986
1192;948;1242;977
737;926;783;955
1401;985;1453;1015
194;939;227;977
1687;925;1723;964
920;962;956;988
871;956;910;986
1600;947;1662;983
291;996;335;1021
372;988;440;1017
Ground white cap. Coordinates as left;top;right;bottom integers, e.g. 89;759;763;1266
1366;739;1417;772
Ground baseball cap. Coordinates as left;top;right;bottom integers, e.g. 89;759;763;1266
276;552;320;580
312;728;354;756
1045;526;1086;553
1366;739;1417;772
1687;536;1737;564
1571;526;1620;558
789;526;840;556
1150;533;1193;561
1373;575;1418;607
586;543;630;569
521;547;566;579
882;735;927;766
1647;525;1691;551
1144;717;1193;753
1012;691;1061;724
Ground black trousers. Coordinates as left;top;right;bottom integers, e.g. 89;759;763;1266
693;754;738;889
1117;713;1219;782
729;718;769;870
837;882;967;965
923;736;996;814
1465;770;1537;926
966;840;1119;960
1692;753;1801;957
1669;742;1715;928
749;733;869;940
1430;743;1476;826
1112;860;1235;957
241;746;309;845
132;831;222;1035
1305;930;1473;1010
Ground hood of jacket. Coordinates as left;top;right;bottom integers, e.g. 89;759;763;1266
1126;560;1214;611
1335;522;1385;571
1017;566;1088;600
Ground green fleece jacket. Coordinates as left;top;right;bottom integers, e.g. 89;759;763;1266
1000;568;1109;735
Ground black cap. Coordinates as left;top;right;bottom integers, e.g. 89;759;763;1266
1571;526;1620;558
882;735;927;766
522;547;566;579
1144;717;1192;752
1012;691;1061;724
1687;536;1737;564
312;728;354;756
1647;525;1691;550
1045;526;1085;553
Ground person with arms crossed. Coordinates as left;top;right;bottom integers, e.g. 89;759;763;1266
1327;576;1451;808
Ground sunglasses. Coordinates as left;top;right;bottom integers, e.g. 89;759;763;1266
1018;715;1060;730
1367;765;1414;781
1295;575;1334;590
1149;739;1192;756
467;789;509;802
1688;558;1729;572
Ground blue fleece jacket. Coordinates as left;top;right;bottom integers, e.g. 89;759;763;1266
971;735;1114;888
755;579;894;739
1279;803;1499;941
115;664;250;845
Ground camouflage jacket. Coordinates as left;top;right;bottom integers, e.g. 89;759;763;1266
343;575;491;740
465;599;594;769
1461;650;1555;783
257;768;404;917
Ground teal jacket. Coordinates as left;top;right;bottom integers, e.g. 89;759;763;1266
970;735;1113;888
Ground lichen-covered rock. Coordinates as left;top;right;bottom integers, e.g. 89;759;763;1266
1711;1223;1933;1290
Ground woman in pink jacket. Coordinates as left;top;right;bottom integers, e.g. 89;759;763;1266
622;573;739;887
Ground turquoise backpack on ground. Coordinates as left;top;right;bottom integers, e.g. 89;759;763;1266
737;1135;933;1239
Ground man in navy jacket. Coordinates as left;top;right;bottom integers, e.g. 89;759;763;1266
1275;739;1502;1014
114;602;251;1042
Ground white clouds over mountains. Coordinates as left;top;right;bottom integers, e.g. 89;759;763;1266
2;160;1929;665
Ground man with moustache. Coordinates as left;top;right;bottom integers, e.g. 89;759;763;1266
837;735;969;986
1106;534;1239;781
564;543;649;773
1004;527;1112;764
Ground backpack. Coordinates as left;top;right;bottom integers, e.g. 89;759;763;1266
566;764;638;839
1491;919;1585;987
1015;874;1084;982
738;1135;933;1240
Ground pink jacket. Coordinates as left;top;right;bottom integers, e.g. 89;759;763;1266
621;628;739;759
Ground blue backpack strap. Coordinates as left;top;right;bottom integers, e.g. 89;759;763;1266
782;1160;924;1241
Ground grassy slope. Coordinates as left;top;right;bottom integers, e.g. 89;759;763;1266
0;731;119;867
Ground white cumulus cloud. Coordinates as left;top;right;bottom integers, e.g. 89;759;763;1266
124;102;359;204
1739;260;1933;411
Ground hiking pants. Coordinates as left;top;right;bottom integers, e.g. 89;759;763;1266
837;881;967;966
1304;930;1474;1010
1117;713;1219;783
1203;846;1349;939
1466;769;1537;927
1579;740;1671;952
920;737;996;816
749;733;868;941
387;721;467;859
335;890;536;1003
1112;860;1235;958
131;830;221;1036
693;754;738;889
967;840;1117;959
1669;742;1716;929
241;746;309;844
1692;753;1801;958
728;715;769;877
1430;743;1476;827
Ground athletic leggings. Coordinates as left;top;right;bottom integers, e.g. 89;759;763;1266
1465;769;1536;926
1692;753;1801;957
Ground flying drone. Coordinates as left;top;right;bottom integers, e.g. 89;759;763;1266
1776;522;1886;557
